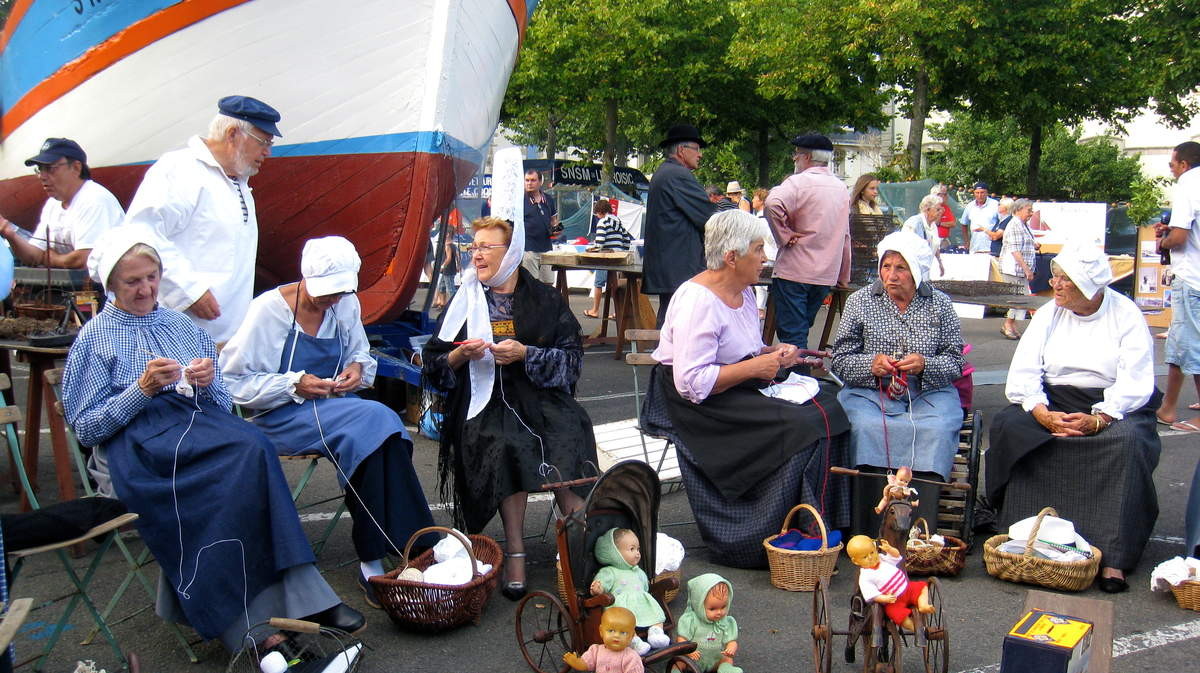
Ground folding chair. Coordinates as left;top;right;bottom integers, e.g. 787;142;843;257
43;368;199;664
621;329;681;483
1;404;137;671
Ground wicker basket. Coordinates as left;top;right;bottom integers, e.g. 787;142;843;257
762;503;841;591
555;562;679;604
905;517;967;577
369;526;502;632
982;507;1102;592
1170;581;1200;611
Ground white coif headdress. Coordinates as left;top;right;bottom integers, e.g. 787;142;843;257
1052;241;1111;301
877;230;933;287
436;147;527;420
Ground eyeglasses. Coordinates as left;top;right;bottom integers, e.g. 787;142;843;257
680;143;701;152
242;127;274;148
466;243;508;254
32;161;68;175
1050;274;1074;286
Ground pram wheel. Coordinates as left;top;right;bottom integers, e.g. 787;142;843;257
811;577;833;673
516;590;574;673
920;578;949;673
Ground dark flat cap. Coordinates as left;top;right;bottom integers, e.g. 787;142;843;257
790;133;833;152
659;124;707;148
25;138;86;166
218;95;282;137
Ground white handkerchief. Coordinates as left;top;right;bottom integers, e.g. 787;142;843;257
759;373;820;405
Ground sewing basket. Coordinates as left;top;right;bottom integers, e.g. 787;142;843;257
369;526;502;632
904;517;967;577
762;503;841;591
982;507;1102;592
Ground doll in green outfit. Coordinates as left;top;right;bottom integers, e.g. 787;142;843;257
591;528;669;654
675;574;741;673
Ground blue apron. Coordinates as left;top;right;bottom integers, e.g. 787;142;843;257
249;322;406;487
106;394;314;639
837;382;960;480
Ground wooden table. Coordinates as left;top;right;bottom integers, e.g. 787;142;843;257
550;260;656;359
0;341;74;511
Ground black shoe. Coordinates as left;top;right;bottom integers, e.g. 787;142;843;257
304;603;366;634
1097;576;1128;594
502;552;527;601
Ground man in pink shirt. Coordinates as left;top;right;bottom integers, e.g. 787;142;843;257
765;133;851;348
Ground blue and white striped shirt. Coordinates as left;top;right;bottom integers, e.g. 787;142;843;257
62;305;232;447
593;214;632;251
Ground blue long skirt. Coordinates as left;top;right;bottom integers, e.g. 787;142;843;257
837;383;961;480
106;394;314;640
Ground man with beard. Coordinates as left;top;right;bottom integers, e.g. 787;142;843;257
119;96;280;343
0;138;123;268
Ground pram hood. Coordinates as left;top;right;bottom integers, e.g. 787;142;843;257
566;461;661;591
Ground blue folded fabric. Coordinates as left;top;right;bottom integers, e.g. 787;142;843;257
770;528;842;551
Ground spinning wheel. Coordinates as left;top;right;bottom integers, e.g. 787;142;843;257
515;591;575;673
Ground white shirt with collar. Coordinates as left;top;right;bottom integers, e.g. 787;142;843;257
961;197;999;253
122;135;258;342
31;179;124;254
1169;166;1200;289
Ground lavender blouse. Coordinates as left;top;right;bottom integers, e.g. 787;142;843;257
653;281;765;403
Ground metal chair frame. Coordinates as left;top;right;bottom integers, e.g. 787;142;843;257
43;368;200;664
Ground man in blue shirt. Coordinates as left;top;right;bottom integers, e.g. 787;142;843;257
521;168;559;284
961;182;999;254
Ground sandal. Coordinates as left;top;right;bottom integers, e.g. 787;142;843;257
583;310;599;319
502;552;527;601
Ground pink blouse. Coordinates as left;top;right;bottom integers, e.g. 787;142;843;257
653;281;766;403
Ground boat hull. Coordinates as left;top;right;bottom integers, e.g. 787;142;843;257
1;0;532;323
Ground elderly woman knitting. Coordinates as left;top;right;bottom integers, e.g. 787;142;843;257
987;245;1160;593
647;209;851;567
831;231;965;530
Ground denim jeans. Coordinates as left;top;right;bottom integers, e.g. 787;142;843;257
771;278;831;347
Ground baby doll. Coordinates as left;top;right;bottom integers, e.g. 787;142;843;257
675;573;741;673
874;466;919;514
846;535;935;630
564;606;644;673
591;528;669;654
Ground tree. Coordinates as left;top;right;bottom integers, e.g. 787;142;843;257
1135;0;1200;126
731;0;979;177
942;1;1161;196
925;113;1144;202
502;0;741;180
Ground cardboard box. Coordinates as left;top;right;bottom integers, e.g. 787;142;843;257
1000;609;1093;673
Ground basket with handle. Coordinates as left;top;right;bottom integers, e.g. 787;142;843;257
982;507;1101;592
1170;581;1200;611
762;503;841;591
369;526;502;632
904;517;967;577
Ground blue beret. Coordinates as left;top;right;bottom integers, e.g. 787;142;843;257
218;95;282;137
790;133;833;152
25;138;86;166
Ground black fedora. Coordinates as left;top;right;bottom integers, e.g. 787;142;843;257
659;124;707;149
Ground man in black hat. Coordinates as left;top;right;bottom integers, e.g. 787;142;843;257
0;138;123;269
765;133;850;349
643;124;716;326
121;95;281;343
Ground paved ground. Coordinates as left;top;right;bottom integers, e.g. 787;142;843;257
2;291;1198;673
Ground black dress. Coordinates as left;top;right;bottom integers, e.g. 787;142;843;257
423;268;597;533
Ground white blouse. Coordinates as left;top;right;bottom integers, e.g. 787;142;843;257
221;288;377;410
1004;288;1153;419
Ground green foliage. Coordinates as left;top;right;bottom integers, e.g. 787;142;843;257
926;114;1144;202
1133;1;1200;126
1128;174;1169;227
0;0;12;27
